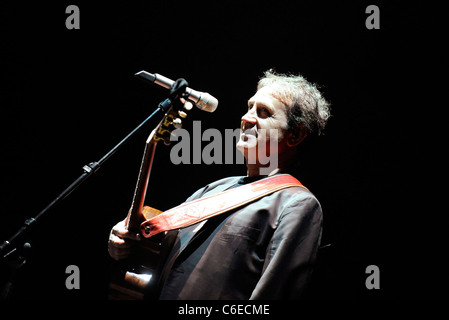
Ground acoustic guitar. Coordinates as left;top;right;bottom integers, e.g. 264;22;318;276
108;82;193;300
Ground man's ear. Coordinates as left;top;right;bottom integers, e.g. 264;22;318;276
286;125;308;147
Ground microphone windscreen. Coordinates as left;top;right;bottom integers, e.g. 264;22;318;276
197;93;218;113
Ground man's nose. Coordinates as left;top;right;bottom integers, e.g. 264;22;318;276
241;108;257;126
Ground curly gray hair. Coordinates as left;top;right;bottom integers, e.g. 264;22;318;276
257;69;331;136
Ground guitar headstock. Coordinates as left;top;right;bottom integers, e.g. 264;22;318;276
152;100;194;146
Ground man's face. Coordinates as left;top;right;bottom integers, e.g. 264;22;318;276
236;86;290;162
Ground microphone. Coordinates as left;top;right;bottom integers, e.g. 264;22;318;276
135;71;218;112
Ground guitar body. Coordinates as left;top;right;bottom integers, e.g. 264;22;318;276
108;206;177;300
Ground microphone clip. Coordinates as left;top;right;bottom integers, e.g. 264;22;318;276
158;78;189;113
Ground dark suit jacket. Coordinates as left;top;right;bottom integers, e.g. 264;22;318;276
158;175;322;300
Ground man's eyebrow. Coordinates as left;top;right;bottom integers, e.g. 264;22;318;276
247;100;273;112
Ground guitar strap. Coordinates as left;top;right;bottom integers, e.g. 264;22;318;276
140;174;307;238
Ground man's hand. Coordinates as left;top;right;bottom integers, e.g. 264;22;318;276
108;220;141;261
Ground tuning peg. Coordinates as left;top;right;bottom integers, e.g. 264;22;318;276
178;110;187;118
163;136;171;146
173;118;182;129
183;101;193;111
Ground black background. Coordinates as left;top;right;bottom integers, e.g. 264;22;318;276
0;1;445;300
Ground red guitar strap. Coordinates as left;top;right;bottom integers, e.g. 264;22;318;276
140;174;307;238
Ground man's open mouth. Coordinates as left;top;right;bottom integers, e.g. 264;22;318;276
242;123;258;138
241;126;258;142
244;128;258;137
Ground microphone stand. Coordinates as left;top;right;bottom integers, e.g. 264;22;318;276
0;73;189;299
0;107;160;258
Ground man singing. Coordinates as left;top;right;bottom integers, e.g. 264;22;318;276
108;69;331;299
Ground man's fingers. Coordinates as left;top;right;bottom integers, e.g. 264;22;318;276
109;234;132;248
108;245;132;261
111;222;141;241
108;220;141;261
111;252;131;261
108;235;135;261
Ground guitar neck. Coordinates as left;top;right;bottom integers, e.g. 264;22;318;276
125;103;186;232
126;132;158;232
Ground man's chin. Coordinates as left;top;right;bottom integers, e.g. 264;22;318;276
236;140;255;153
238;135;258;148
